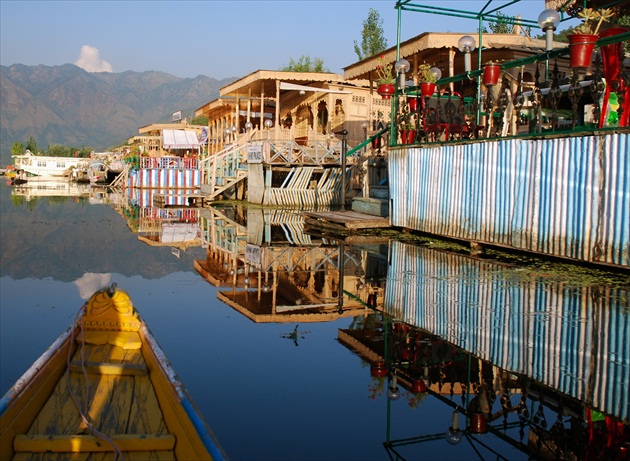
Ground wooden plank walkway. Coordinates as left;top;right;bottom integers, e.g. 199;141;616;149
303;210;391;233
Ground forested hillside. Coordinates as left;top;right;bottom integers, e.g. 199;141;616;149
0;64;235;165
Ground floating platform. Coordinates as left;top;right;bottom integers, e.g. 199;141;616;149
303;210;391;233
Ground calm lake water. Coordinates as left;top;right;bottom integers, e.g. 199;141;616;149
1;179;628;461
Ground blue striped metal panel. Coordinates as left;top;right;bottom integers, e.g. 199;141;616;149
384;241;629;421
389;133;630;268
128;168;201;189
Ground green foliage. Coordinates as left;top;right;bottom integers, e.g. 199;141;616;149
488;11;513;34
11;141;25;156
190;115;208;126
619;16;630;53
354;8;388;60
45;145;92;157
280;55;329;72
26;136;38;154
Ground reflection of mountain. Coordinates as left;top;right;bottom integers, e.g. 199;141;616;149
0;183;203;281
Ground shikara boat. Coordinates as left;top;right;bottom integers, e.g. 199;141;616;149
0;283;228;460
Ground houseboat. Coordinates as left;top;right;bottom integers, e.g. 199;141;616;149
12;150;85;178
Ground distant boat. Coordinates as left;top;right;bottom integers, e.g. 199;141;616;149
13;150;85;178
0;283;229;461
10;169;28;185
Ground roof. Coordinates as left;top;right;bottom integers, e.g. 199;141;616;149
219;69;345;97
343;32;562;81
162;129;201;150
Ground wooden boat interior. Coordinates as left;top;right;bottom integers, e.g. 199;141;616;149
0;284;219;460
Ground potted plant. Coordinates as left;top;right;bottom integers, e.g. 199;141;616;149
399;119;416;144
416;63;439;97
482;61;502;86
375;55;395;99
568;7;614;69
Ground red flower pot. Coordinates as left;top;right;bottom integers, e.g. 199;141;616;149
399;129;408;144
568;33;598;69
412;379;427;393
469;412;488;434
377;83;395;100
407;130;416;144
408;97;418;112
483;64;501;86
420;82;436;98
370;361;388;377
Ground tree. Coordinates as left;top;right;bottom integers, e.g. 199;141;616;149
488;11;512;34
26;136;38;154
190;115;208;126
10;141;25;156
354;8;388;60
280;55;329;72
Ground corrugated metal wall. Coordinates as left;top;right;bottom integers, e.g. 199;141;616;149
128;168;201;189
384;241;629;421
389;132;629;268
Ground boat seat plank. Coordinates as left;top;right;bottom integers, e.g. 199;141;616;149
78;331;142;350
69;361;148;376
14;434;176;452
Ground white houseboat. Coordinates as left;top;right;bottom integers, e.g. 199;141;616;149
12;150;85;178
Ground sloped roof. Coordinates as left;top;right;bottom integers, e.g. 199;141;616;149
343;32;557;81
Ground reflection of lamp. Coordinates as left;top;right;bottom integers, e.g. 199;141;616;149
361;121;368;140
458;35;476;73
387;375;400;400
244;276;250;287
445;411;462;445
430;67;442;81
537;9;560;51
245;121;253;131
395;58;410;90
264;118;273;129
262;282;271;293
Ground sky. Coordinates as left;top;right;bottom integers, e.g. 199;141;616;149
0;0;566;79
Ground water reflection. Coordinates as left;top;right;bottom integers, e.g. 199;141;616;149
2;180;628;460
193;201;629;459
194;207;384;322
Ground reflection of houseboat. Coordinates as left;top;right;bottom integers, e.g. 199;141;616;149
10;178;92;201
12;150;85;178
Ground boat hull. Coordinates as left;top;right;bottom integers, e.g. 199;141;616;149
0;285;228;460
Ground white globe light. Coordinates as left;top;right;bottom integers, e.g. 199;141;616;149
458;35;476;53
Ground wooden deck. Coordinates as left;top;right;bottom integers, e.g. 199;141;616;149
303;210;391;233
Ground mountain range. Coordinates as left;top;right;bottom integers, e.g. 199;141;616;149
0;64;236;165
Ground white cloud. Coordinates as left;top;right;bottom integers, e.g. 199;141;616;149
75;45;112;72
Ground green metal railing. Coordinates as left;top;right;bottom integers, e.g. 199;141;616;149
387;0;629;147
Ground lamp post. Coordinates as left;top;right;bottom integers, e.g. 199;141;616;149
387;374;400;401
394;58;410;92
445;411;463;445
538;8;560;80
458;35;476;73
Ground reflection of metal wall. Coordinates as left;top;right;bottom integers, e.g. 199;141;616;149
384;241;629;421
128;168;201;189
389;133;629;268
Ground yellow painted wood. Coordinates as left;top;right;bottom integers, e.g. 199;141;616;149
69;361;148;376
14;434;176;452
0;331;76;461
78;331;142;350
140;337;213;460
